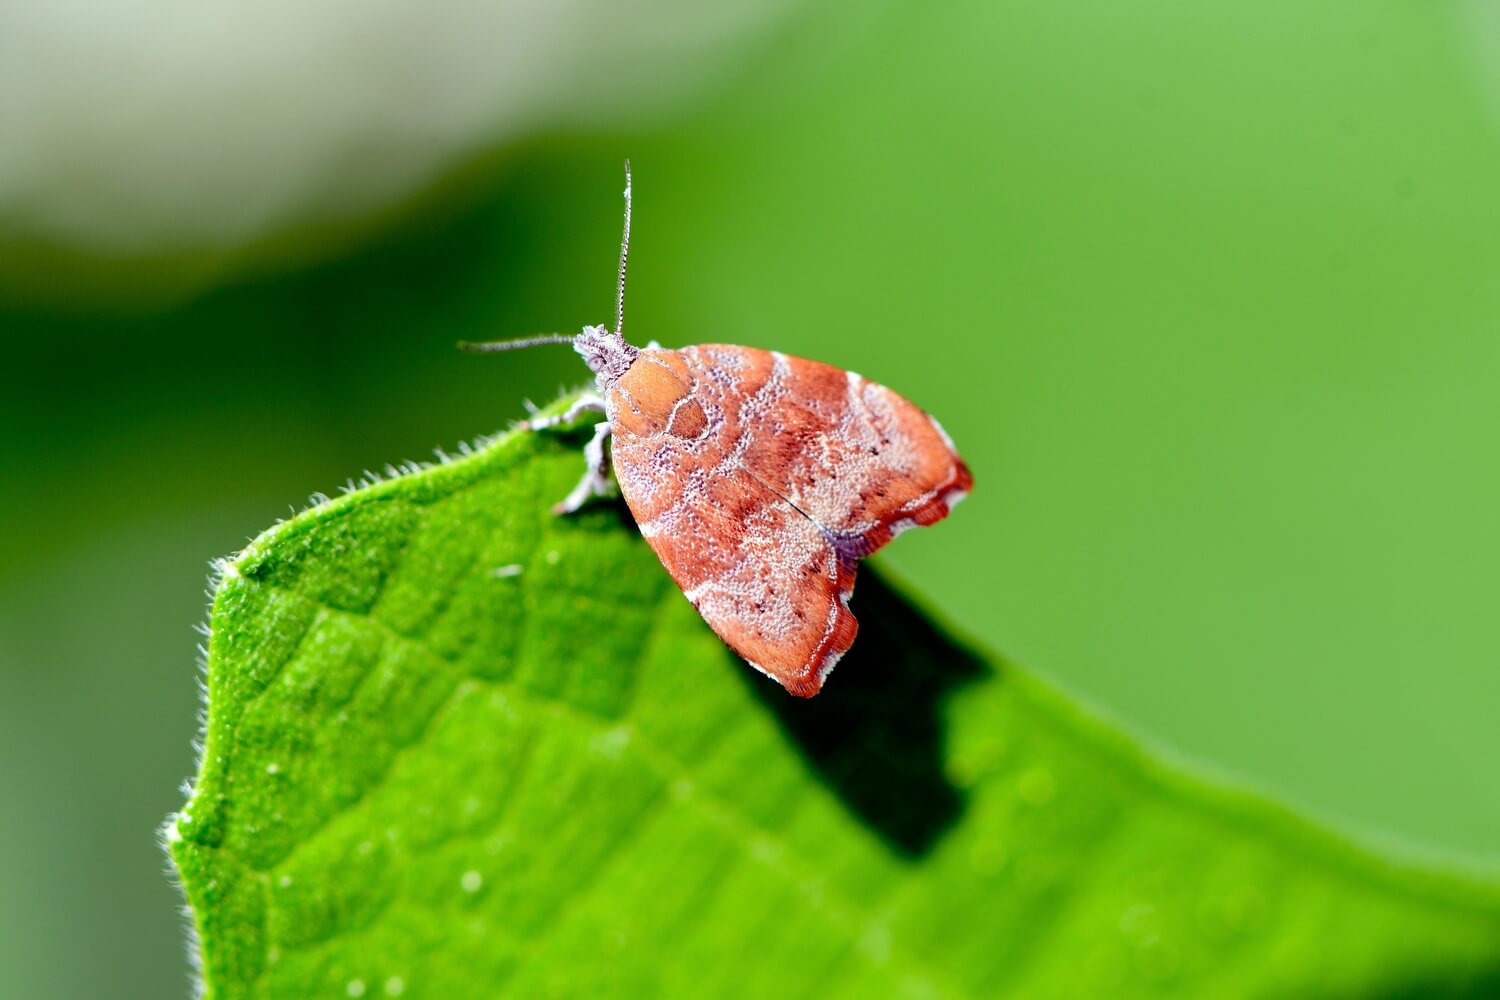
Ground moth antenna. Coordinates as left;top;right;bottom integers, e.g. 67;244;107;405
615;159;632;339
457;334;577;353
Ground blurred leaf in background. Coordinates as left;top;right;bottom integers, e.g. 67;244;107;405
0;0;800;304
2;1;1500;997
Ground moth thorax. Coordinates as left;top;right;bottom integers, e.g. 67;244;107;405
611;354;705;438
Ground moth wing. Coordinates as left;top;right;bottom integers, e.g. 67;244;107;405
723;349;972;556
612;435;856;697
607;344;969;697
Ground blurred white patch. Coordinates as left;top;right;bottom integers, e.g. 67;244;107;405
1462;2;1500;128
0;0;798;254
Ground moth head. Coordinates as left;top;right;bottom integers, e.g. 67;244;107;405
573;325;639;384
456;325;640;386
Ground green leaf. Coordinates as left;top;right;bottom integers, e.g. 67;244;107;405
169;399;1500;999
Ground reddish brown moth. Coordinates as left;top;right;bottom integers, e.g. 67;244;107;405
462;163;971;697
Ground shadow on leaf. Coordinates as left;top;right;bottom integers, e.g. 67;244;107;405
742;570;989;858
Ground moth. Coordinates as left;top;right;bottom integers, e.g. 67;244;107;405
463;164;971;696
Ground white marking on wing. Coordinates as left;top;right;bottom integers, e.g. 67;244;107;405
929;415;958;452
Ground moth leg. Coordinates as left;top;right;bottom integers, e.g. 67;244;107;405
554;420;615;514
525;393;606;432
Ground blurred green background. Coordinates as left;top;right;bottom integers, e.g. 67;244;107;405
3;1;1499;997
